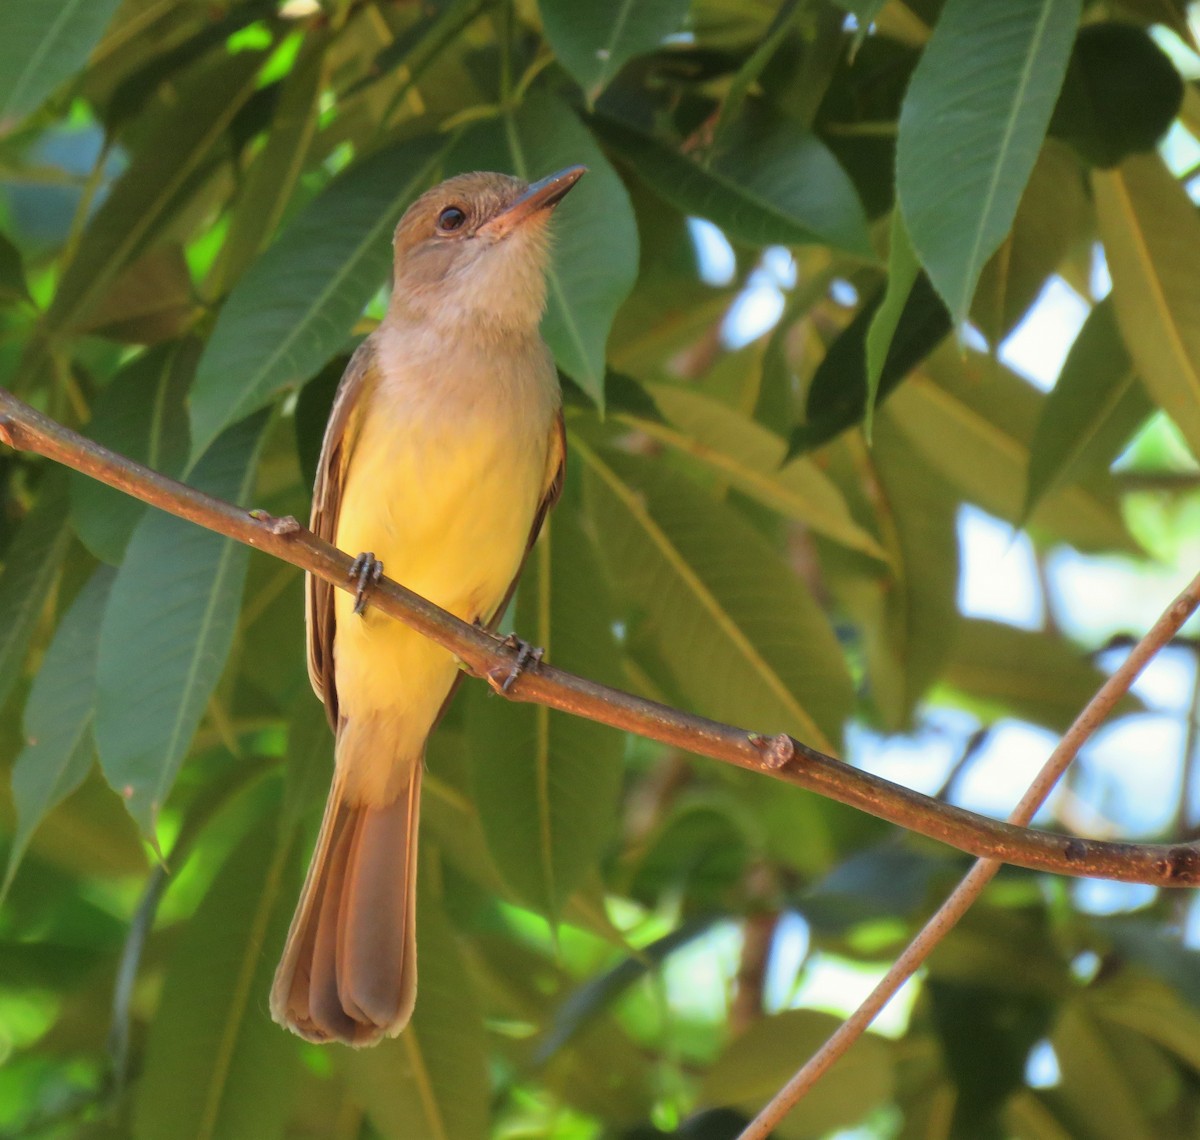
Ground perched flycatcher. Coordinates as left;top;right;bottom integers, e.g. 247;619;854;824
271;165;585;1046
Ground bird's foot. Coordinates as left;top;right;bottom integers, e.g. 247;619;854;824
488;633;544;694
349;552;383;615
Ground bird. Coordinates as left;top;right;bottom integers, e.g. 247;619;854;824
270;164;585;1046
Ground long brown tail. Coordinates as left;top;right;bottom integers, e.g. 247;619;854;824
270;752;420;1047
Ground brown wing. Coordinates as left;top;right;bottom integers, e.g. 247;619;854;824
306;340;377;728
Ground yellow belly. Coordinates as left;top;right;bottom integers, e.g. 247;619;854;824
331;394;549;802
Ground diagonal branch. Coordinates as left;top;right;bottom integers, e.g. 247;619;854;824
736;560;1200;1140
3;384;1200;886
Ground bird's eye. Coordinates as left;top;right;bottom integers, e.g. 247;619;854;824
437;206;467;233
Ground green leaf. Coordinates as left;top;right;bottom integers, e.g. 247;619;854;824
580;441;853;753
70;341;193;564
941;618;1141;732
466;508;624;916
0;230;32;304
701;1009;894;1136
1024;299;1152;521
0;470;72;713
449;94;639;406
885;349;1138;554
1049;22;1183;169
4;566;113;897
790;272;950;458
94;414;266;835
896;0;1081;324
864;209;921;440
539;0;691;104
627;382;888;561
820;421;960;730
133;814;301;1140
1093;151;1200;463
344;866;488;1140
592;110;872;257
209;43;328;293
0;0;124;131
45;51;264;336
189;133;448;459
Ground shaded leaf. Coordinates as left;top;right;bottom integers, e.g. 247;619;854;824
4;566;113;896
540;0;691;103
189;134;447;458
449;94;639;406
942;618;1141;732
0;230;32;304
0;470;72;713
70;340;194;564
466;508;624;916
1024;299;1152;520
94;414;266;834
0;0;124;131
46;51;263;336
629;382;888;561
1093;151;1200;462
593;110;872;256
76;244;197;344
344;866;488;1140
133;813;301;1140
1050;22;1182;168
897;0;1081;323
580;441;853;752
864;208;920;440
701;1009;893;1137
790;272;950;457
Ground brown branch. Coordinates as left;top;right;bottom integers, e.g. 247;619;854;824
3;384;1200;887
736;562;1200;1140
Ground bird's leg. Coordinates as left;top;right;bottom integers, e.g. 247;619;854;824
488;632;544;694
349;552;384;615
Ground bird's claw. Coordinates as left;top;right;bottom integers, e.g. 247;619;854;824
349;552;384;615
489;633;544;694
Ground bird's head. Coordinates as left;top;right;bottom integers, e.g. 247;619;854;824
389;166;585;336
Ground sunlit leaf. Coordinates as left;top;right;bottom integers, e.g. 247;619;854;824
133;814;301;1140
627;382;888;561
1093;151;1200;462
466;508;624;916
897;0;1081;323
189;134;447;458
886;348;1138;554
701;1009;894;1135
941;618;1140;732
4;566;113;896
580;441;853;753
540;0;691;103
449;93;639;406
94;414;266;834
0;0;124;131
1024;299;1151;521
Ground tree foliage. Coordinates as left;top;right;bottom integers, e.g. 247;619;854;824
2;0;1200;1136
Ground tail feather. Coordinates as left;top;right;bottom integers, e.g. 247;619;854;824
271;750;421;1046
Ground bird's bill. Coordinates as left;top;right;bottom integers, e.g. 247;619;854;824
480;165;587;238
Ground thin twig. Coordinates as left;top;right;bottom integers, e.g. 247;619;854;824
736;566;1200;1140
3;386;1200;886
